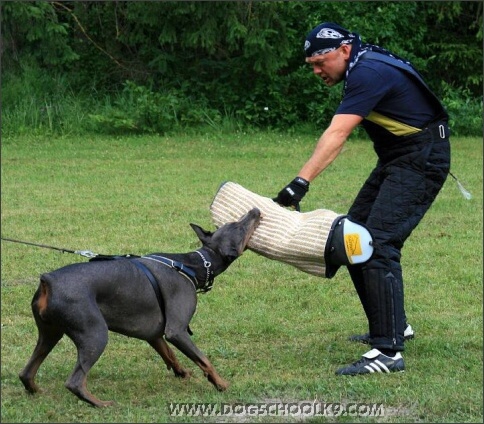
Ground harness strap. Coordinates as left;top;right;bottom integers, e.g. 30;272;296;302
131;258;193;336
131;259;163;310
143;253;214;293
360;51;448;119
143;255;197;282
89;253;139;261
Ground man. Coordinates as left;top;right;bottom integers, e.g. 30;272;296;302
273;22;450;375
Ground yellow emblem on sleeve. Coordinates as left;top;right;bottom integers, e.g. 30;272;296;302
344;233;362;262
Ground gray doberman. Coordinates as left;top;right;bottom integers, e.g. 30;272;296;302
19;208;261;407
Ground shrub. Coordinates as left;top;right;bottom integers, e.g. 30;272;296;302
87;80;226;135
1;65;91;137
440;82;483;137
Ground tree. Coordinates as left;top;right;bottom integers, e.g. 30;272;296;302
2;1;481;134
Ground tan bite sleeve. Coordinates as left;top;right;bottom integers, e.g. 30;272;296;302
210;181;341;277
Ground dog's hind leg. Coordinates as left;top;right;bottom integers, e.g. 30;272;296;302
19;285;65;394
148;337;192;378
19;321;65;394
64;315;113;407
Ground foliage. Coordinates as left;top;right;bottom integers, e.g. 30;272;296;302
440;82;484;137
1;64;91;137
423;1;483;95
88;80;228;135
1;1;482;135
1;2;78;69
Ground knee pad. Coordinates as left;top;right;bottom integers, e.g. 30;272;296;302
210;182;374;278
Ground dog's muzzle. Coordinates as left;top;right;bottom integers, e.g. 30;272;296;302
210;182;374;278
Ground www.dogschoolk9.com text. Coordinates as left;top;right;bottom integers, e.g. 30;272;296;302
168;401;385;418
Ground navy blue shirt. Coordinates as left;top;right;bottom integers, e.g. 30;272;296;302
336;59;440;143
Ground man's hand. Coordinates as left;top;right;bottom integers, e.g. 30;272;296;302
273;177;310;211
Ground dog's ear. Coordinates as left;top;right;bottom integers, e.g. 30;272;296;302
190;223;212;244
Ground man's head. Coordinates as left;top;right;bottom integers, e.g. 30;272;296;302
304;22;355;86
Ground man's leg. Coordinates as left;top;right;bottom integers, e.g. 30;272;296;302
346;166;410;343
348;262;411;345
336;137;449;375
346;167;382;331
362;257;405;352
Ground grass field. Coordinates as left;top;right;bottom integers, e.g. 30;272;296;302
1;131;482;423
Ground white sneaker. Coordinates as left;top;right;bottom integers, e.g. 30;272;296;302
336;349;405;375
404;324;415;340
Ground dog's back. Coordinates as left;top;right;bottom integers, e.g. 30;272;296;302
35;259;173;339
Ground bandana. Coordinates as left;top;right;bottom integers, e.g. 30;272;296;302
304;22;356;57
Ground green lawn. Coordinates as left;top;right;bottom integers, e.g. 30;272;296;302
1;132;482;423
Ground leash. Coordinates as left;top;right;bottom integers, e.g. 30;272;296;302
449;172;472;200
1;235;210;291
1;237;100;258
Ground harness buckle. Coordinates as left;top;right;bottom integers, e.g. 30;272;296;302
75;250;98;258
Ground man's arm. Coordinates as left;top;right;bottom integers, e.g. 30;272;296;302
273;113;363;209
298;113;363;182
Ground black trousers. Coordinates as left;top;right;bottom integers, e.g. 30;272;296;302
347;121;451;351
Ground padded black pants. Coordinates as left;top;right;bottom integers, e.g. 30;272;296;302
347;121;450;351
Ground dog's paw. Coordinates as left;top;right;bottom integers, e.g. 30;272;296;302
174;368;192;379
97;400;115;408
216;380;229;391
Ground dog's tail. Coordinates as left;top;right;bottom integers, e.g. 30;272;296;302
34;276;51;321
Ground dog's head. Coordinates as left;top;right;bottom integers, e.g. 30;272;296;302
190;208;261;264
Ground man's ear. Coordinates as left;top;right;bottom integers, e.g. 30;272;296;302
341;43;352;59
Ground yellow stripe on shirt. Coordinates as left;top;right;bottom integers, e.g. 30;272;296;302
365;111;422;136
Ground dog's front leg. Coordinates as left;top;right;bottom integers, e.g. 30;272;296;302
164;328;229;391
194;354;230;392
163;291;229;391
148;337;191;378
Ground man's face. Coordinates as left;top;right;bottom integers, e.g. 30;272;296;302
305;45;351;86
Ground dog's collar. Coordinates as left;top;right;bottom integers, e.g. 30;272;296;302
195;250;214;293
142;253;214;293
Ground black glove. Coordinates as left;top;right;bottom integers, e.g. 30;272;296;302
273;177;310;211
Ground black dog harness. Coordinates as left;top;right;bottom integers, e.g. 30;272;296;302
130;251;214;337
89;251;214;333
139;251;214;294
89;251;214;294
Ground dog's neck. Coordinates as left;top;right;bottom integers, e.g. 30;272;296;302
159;247;229;293
193;250;214;292
164;248;227;273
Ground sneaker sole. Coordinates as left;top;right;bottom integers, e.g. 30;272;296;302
338;369;405;376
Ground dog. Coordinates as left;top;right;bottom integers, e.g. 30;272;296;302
19;208;261;407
